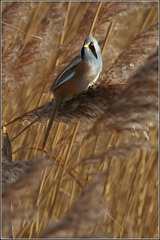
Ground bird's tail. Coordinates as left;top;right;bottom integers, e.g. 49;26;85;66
42;97;61;150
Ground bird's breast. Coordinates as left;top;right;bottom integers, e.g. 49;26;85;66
54;60;101;100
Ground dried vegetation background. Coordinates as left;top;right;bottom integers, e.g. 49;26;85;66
2;1;159;239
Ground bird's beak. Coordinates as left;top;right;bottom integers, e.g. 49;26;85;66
84;44;89;48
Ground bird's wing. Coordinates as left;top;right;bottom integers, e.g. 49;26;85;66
51;56;82;91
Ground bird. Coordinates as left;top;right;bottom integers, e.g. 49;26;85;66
42;36;102;150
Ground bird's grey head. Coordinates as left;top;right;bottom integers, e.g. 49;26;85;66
80;36;102;72
80;36;101;59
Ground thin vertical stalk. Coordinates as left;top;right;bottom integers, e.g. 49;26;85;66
64;121;80;166
89;2;102;36
101;21;115;57
140;8;155;32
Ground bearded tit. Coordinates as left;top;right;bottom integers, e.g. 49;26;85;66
42;36;102;149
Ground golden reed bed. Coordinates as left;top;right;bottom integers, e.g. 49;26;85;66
2;1;158;238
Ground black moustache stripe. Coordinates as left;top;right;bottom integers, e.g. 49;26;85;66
89;43;98;59
81;46;85;60
81;43;98;60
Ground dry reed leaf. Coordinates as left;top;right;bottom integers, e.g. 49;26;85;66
2;126;13;238
2;126;12;162
2;2;38;51
80;125;158;237
62;2;90;45
105;144;158;238
40;175;106;238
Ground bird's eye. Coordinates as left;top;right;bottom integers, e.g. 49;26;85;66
90;42;94;46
